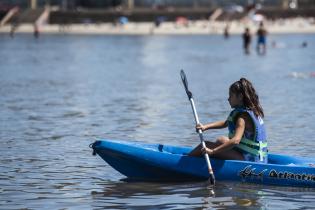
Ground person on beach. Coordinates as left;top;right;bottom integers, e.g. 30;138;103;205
242;27;251;54
189;78;268;163
256;22;267;55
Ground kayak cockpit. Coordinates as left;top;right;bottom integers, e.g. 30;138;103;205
147;143;315;167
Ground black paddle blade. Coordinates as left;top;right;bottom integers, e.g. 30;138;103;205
180;69;187;86
180;70;193;99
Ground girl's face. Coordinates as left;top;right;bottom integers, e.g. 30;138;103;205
228;91;243;108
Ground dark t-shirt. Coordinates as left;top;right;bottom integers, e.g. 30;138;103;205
257;28;267;37
243;33;251;45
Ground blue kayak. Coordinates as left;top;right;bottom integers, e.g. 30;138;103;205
91;139;315;187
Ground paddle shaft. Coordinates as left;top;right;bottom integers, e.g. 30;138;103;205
180;70;215;184
189;97;215;183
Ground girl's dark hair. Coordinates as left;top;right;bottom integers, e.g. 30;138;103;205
230;78;264;118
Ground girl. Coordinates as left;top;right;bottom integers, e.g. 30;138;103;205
189;78;268;163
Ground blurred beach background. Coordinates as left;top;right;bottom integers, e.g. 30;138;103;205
1;0;315;209
1;0;315;35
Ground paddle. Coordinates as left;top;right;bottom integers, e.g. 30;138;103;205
180;69;215;185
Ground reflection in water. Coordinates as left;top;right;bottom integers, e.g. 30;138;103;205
92;181;218;209
91;180;308;209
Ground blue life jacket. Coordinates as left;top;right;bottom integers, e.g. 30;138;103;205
227;107;268;163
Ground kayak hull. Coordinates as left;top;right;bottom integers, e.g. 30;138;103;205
91;139;315;187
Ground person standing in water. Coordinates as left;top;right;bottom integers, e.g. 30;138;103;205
189;78;268;163
34;24;39;38
243;27;251;54
224;23;230;39
256;22;267;55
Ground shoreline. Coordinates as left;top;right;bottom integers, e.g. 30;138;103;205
1;19;315;35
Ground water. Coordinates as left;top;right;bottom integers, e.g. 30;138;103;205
1;33;315;209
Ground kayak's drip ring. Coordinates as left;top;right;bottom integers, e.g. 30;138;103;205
89;142;97;156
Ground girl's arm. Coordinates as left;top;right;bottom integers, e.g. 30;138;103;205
204;116;245;155
197;120;227;131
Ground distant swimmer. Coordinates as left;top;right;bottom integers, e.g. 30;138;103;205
289;72;315;79
256;22;267;55
271;41;286;48
242;27;251;54
301;41;308;48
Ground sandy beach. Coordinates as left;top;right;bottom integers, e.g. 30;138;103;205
1;18;315;35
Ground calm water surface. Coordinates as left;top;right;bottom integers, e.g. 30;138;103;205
1;33;315;209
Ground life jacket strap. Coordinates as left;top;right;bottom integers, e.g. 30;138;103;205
229;132;267;148
235;143;268;157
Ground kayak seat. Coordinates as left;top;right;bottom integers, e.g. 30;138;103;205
156;144;192;155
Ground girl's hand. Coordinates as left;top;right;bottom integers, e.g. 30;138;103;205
201;147;214;155
196;123;205;132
